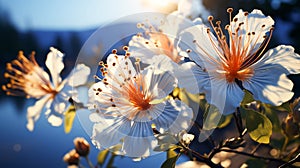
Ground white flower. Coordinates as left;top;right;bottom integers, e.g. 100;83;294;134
178;8;300;114
88;53;193;157
128;13;195;64
3;47;90;131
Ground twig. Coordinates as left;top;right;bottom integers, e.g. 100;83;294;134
233;107;244;137
179;139;223;168
279;152;300;168
220;148;287;164
85;156;94;168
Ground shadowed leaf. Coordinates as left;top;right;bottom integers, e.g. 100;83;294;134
64;105;76;134
242;108;272;144
97;149;109;166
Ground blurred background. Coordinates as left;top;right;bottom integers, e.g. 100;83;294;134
0;0;299;167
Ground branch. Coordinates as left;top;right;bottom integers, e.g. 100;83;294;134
279;152;300;168
220;148;287;164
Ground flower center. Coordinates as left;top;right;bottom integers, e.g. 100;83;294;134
128;79;152;111
192;8;274;83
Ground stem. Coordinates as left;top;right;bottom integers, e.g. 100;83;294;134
233;107;244;137
220;148;287;164
281;135;289;153
85;156;94;168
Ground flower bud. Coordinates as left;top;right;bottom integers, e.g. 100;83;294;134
63;149;80;165
74;137;90;157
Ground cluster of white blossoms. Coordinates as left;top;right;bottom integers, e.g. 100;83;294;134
3;0;300;159
87;2;300;158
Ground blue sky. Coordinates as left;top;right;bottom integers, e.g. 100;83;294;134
0;0;177;31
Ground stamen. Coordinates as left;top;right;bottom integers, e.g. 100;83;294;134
112;49;117;54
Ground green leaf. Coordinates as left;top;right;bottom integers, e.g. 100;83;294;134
217;115;233;128
161;150;181;168
279;102;291;112
167;149;177;159
262;103;281;132
241;90;255;105
243;109;273;144
178;88;201;113
64;105;76;134
97;149;109;166
202;104;232;130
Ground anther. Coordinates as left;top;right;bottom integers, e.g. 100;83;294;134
4;73;9;78
98;61;104;66
186;49;192;53
18;51;24;56
225;25;229;30
227;8;233;13
233;18;238;22
216;21;221;25
208;16;214;21
206;28;210;33
123;46;129;51
193;40;197;43
112;63;116;66
112;49;117;54
112;104;116;107
261;24;265;28
244;12;249;16
126;52;131;56
252;32;255;35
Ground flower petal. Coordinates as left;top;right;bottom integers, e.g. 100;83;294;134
91;117;131;149
26;95;52;131
122;122;157;157
243;67;294;106
45;47;64;88
178;24;222;68
253;45;300;75
65;64;91;87
105;54;136;88
48;114;63;127
152;99;193;133
184;62;244;114
160;13;195;40
143;67;177;99
177;62;203;94
230;9;274;56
